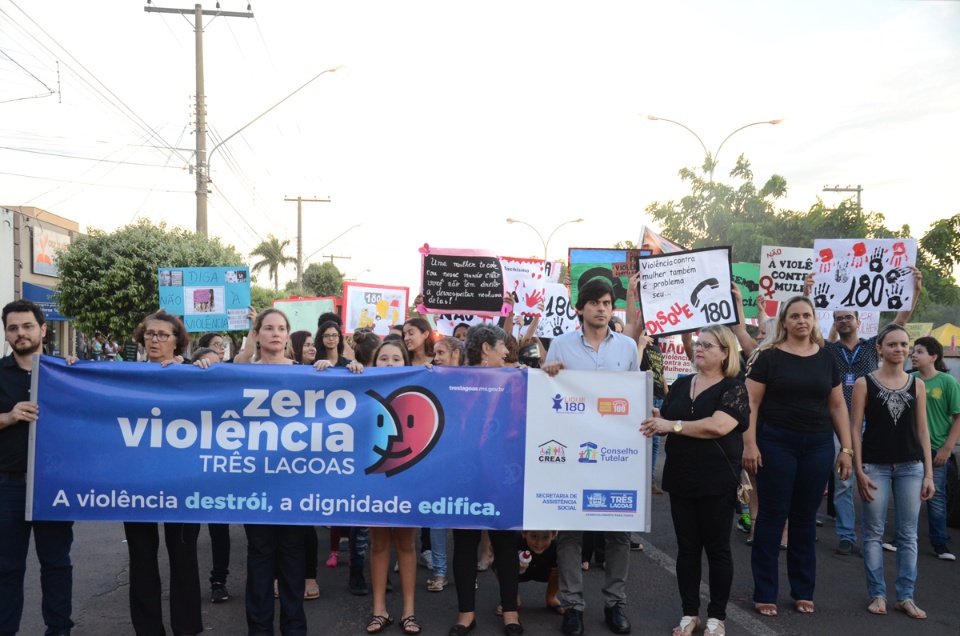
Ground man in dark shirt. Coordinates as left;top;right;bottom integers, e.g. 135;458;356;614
0;299;74;635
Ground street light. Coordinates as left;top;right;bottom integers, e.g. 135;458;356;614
644;115;783;180
505;217;584;260
200;65;345;232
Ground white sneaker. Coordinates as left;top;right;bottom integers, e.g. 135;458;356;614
419;549;434;569
882;542;897;552
933;544;956;561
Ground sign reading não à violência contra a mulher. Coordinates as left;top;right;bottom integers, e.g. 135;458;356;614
28;357;649;532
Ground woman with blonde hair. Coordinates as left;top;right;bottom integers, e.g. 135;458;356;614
743;296;852;617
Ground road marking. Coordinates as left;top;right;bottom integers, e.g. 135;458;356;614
639;539;779;636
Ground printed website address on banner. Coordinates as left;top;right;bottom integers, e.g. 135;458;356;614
448;385;505;393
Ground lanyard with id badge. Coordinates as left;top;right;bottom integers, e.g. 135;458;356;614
842;344;861;386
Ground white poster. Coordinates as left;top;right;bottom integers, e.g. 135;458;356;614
818;310;879;338
500;256;547;317
638;247;736;337
812;239;918;311
524;370;651;531
32;227;71;277
433;313;498;336
658;335;696;387
342;283;409;336
544;261;564;284
535;283;581;338
759;245;814;303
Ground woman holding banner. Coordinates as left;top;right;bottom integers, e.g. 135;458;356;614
448;324;522;636
743;296;853;617
641;325;749;636
125;310;203;636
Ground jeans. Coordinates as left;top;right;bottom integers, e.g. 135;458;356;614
751;424;834;604
429;528;448;578
861;461;924;601
833;436;857;543
557;531;631;611
926;462;949;547
0;477;73;636
651;398;663;481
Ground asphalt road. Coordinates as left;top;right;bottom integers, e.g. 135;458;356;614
18;484;960;635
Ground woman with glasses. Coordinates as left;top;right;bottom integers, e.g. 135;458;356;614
743;296;853;617
197;332;227;361
315;320;359;370
641;325;750;636
125;311;203;636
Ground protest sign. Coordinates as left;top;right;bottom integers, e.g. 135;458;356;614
273;297;336;335
811;239;918;311
904;322;934;345
500;256;546;316
638;226;686;255
658;335;695;386
342;283;409;336
29;358;647;531
732;263;760;319
818;310;879;338
568;248;632;310
535;283;580;338
544;261;564;284
433;314;498;336
158;267;251;333
419;245;506;316
758;246;814;303
638;247;736;337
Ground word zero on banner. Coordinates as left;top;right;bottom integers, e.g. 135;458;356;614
638;247;737;337
811;238;918;311
28;356;647;531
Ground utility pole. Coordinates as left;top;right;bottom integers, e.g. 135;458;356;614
145;2;253;236
284;196;331;289
822;184;862;208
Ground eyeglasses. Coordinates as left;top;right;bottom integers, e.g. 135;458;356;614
144;331;173;342
834;315;857;322
693;341;725;351
211;342;226;349
322;334;340;340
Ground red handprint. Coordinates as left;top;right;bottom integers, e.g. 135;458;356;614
850;242;867;268
524;289;545;308
890;242;908;267
818;248;834;274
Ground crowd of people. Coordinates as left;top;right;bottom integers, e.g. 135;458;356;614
2;260;957;636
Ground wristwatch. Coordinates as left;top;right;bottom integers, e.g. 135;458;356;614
673;420;683;434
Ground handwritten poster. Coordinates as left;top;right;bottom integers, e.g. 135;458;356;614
535;283;581;338
638;247;736;337
419;246;506;315
759;246;814;303
811;239;918;311
343;283;409;336
272;297;336;335
658;335;695;386
732;263;760;319
158;267;251;333
818;309;879;338
500;257;546;317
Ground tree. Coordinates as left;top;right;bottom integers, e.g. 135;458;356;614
298;261;345;297
54;219;245;338
250;285;289;311
250;234;296;292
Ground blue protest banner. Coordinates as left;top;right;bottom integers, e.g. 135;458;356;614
29;357;528;529
158;266;252;332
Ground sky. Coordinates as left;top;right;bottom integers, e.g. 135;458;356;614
1;0;958;294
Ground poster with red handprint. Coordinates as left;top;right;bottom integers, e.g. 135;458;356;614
500;256;547;317
811;239;918;311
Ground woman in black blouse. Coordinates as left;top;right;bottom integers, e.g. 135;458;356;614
641;325;749;636
743;296;853;617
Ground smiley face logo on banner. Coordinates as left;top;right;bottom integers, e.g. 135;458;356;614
364;386;445;477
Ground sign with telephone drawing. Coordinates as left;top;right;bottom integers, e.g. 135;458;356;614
637;247;738;337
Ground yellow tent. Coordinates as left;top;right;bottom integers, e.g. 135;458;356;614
931;323;960;349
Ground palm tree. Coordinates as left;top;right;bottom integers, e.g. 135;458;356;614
250;234;296;291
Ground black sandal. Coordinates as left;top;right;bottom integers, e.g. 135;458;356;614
400;615;422;635
366;615;393;634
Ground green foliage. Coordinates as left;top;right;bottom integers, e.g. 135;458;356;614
250;234;296;292
54;219;244;338
301;261;345;297
250;285;289;311
613;240;637;249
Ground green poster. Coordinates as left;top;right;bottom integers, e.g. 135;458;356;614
732;263;760;319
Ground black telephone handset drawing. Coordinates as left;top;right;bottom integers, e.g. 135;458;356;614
690;278;720;308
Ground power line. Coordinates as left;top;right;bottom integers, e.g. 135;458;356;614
0;169;191;192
